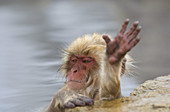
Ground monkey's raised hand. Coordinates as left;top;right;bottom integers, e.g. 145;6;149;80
63;94;94;108
103;19;141;64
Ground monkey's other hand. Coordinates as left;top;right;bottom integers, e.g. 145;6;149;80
103;19;141;64
64;94;94;108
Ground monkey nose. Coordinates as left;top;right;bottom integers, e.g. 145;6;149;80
73;69;77;73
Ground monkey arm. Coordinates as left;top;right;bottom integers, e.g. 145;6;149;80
47;86;94;112
47;86;68;112
100;56;123;100
100;19;141;100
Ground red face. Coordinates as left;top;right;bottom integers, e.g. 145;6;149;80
66;55;95;90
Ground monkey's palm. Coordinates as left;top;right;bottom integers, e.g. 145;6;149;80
103;19;141;64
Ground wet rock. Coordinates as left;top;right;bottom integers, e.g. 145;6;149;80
66;75;170;112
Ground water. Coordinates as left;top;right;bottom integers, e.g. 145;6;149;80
0;0;170;112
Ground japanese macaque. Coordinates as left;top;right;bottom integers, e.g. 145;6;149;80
47;19;141;112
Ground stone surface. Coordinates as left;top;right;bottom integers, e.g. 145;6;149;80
66;75;170;112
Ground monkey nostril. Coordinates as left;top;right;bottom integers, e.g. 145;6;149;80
73;70;77;73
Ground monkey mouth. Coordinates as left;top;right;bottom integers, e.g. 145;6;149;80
68;80;81;83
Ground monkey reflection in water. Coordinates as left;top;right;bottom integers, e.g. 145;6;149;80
47;19;141;112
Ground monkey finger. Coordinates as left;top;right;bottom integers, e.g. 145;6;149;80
102;35;111;44
127;37;140;50
64;102;75;108
128;26;141;44
119;18;130;34
71;99;86;106
79;97;94;105
115;33;124;44
86;99;94;105
125;21;139;37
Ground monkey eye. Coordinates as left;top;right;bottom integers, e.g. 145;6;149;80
71;59;77;62
82;59;91;63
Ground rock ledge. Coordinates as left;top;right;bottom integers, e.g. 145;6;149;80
66;75;170;112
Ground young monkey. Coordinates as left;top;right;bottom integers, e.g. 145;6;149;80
46;19;141;112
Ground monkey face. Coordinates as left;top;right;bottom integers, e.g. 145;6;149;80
66;55;95;90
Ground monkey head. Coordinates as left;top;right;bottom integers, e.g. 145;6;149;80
60;33;108;90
